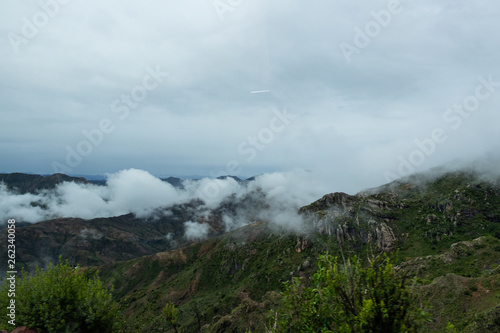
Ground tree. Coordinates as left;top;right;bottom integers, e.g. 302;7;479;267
272;253;428;332
0;258;122;333
162;301;183;333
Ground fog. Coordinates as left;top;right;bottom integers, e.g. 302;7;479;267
0;169;331;238
3;155;499;240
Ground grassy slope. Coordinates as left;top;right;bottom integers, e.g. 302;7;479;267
400;236;500;332
88;172;500;332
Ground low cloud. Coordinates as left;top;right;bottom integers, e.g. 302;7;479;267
79;228;103;240
184;221;210;240
0;169;331;238
2;160;499;242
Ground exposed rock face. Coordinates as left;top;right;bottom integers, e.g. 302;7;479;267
375;221;396;252
295;237;309;253
309;192;358;212
299;172;500;252
300;192;398;251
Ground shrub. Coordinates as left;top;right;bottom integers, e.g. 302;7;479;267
162;302;183;333
272;253;429;332
0;258;122;332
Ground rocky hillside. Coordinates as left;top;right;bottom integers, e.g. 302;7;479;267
82;171;500;332
90;232;500;332
1;170;499;332
300;172;500;256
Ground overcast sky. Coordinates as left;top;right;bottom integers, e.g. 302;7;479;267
1;0;499;194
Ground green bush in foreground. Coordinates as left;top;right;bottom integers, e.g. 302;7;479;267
0;258;121;333
272;253;429;333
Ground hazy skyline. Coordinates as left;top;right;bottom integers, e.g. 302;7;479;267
1;0;500;194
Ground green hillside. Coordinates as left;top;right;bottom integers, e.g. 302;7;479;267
1;171;499;332
84;171;500;332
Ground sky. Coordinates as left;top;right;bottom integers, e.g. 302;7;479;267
1;0;500;195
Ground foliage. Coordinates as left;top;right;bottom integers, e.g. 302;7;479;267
163;301;183;333
272;253;429;332
0;257;121;333
446;322;457;333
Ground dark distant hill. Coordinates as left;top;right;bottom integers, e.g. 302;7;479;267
0;173;88;194
0;172;254;193
161;176;184;188
216;175;242;182
84;176;185;188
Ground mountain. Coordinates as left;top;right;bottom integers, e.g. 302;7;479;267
1;170;499;332
161;176;184;188
0;185;270;273
300;171;500;255
91;231;500;332
0;173;88;194
86;171;500;332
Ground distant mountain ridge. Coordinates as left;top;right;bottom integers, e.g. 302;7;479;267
0;172;254;192
0;173;88;194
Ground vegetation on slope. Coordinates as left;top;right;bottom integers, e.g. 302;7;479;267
0;258;121;333
1;171;499;332
92;171;498;332
272;253;429;332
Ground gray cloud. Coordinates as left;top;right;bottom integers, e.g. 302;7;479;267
0;169;329;227
1;0;499;194
183;221;210;241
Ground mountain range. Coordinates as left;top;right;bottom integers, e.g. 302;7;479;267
0;170;499;332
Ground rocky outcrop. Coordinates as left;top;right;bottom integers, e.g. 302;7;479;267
374;221;396;252
299;172;500;252
300;192;398;251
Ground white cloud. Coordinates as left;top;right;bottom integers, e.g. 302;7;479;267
183;177;243;209
0;169;326;234
183;221;210;240
104;169;182;217
1;0;500;210
0;169;185;222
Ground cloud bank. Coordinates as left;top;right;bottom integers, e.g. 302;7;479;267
0;169;332;239
1;1;500;194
